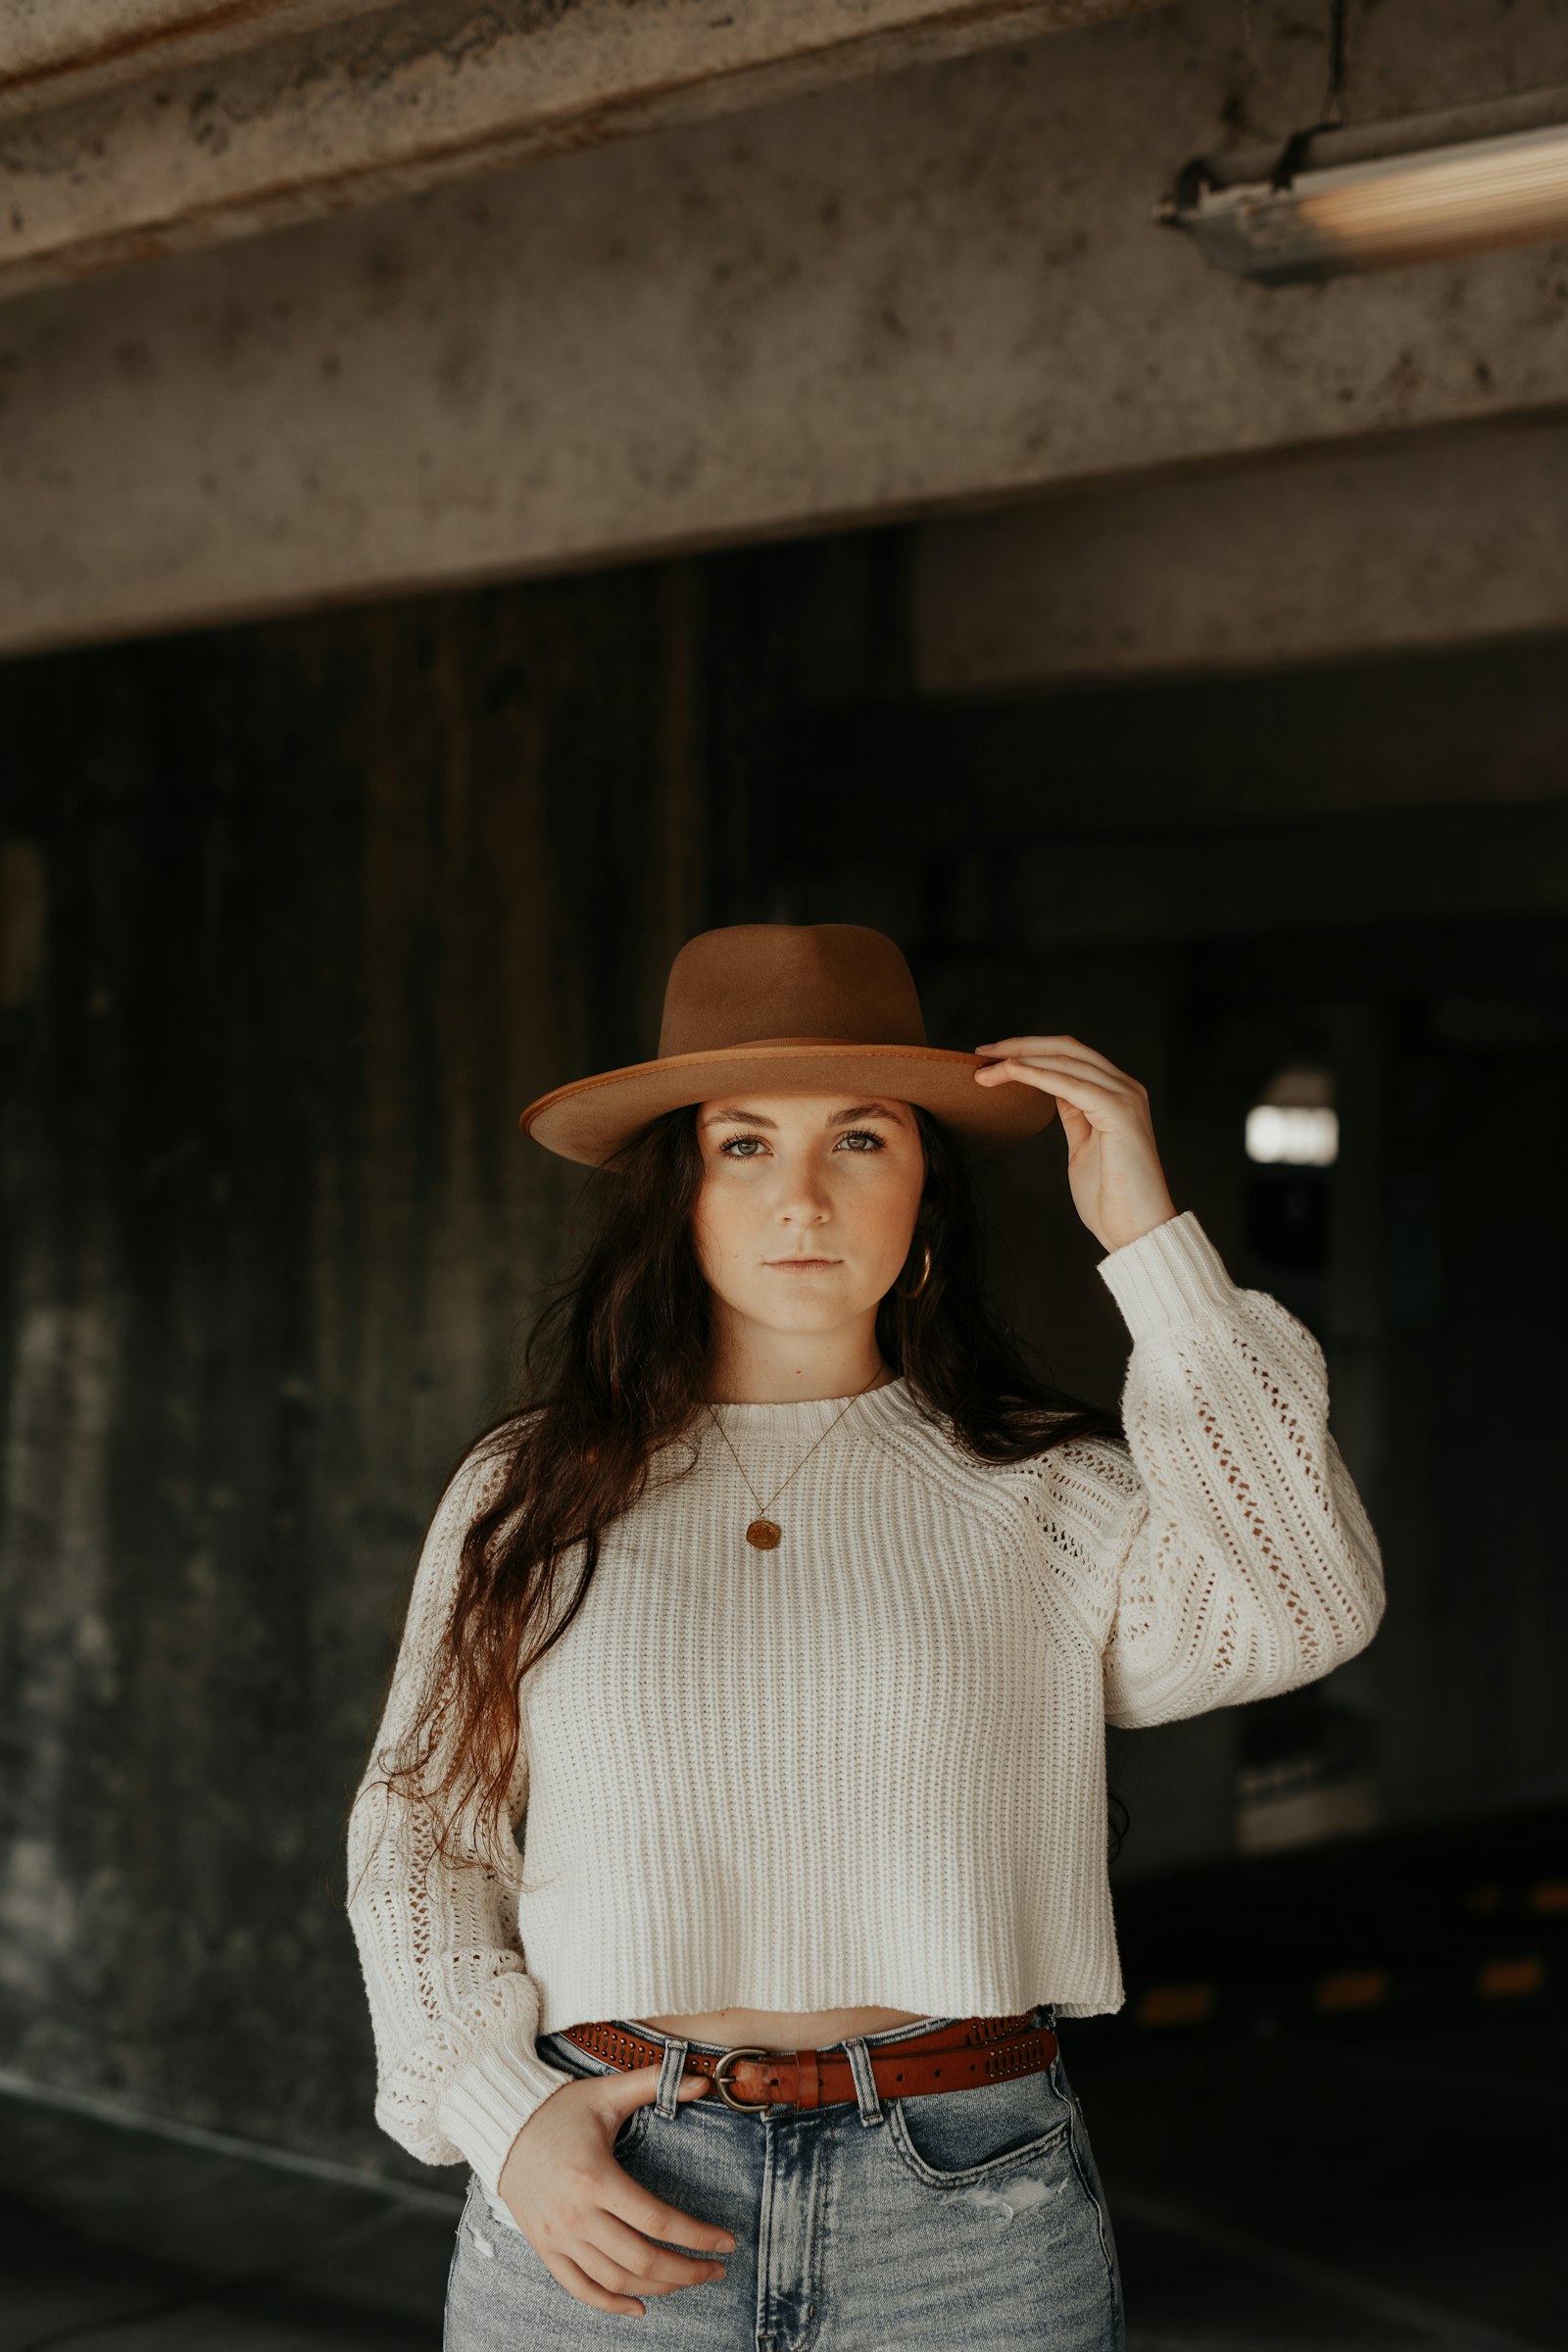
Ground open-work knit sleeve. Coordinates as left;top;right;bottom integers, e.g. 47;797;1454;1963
345;1441;578;2193
1089;1209;1386;1731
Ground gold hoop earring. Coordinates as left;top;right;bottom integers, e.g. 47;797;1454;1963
901;1242;933;1300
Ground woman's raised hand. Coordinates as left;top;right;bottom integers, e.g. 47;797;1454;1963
972;1033;1180;1255
497;2065;736;2316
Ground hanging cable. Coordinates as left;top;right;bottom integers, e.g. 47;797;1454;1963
1266;0;1352;189
1320;0;1349;129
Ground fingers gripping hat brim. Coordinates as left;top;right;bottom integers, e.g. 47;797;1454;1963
520;1041;1057;1168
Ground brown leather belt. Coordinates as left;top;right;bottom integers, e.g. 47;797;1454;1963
560;2012;1058;2113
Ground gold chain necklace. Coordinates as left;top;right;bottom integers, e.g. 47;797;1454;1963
706;1365;893;1549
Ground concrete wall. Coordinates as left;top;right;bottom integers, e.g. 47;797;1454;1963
913;414;1568;691
4;522;1566;2160
3;0;1567;657
0;562;708;2173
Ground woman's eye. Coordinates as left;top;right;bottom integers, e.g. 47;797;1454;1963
716;1129;885;1157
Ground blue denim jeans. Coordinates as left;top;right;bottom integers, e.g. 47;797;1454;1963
443;2005;1124;2349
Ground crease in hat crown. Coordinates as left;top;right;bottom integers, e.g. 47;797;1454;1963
520;921;1057;1167
656;923;927;1056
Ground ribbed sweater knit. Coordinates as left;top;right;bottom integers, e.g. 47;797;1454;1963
346;1209;1386;2197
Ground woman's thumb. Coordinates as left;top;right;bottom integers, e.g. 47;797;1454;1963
622;2059;713;2110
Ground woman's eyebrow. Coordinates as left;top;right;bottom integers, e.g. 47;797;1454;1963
699;1103;901;1130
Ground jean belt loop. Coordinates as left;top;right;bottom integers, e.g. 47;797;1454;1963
654;2035;691;2119
841;2035;884;2128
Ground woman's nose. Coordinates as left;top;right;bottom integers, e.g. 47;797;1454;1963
775;1169;832;1214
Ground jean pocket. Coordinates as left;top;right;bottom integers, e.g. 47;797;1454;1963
612;2099;653;2160
1064;2093;1122;2312
884;2068;1073;2187
536;2037;653;2162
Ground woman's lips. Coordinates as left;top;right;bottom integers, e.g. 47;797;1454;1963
766;1258;840;1269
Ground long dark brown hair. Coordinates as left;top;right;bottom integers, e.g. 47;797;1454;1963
353;1099;1132;1893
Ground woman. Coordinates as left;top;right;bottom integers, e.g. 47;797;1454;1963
346;920;1386;2350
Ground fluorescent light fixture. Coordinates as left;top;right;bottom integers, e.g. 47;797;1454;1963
1246;1105;1340;1166
1247;1064;1338;1165
1156;83;1568;284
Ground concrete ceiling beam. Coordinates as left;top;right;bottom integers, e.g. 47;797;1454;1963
913;416;1568;693
0;0;1168;300
4;0;1565;657
0;2;403;122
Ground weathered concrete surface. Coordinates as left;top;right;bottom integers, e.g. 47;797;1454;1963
914;414;1568;689
0;2074;460;2343
0;3;401;119
3;0;1568;658
0;0;1166;297
4;517;1566;2164
0;0;1560;662
0;564;708;2174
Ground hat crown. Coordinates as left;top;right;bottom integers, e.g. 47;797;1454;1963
657;923;928;1058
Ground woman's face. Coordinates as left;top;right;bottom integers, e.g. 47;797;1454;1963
692;1092;926;1343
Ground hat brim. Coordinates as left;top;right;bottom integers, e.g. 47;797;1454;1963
520;1042;1057;1167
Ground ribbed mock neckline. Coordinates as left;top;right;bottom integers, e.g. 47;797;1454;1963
704;1374;912;1440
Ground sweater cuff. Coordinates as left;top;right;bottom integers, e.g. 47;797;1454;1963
437;2034;581;2196
1096;1209;1240;1340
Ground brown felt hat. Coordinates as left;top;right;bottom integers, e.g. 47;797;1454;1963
519;922;1057;1167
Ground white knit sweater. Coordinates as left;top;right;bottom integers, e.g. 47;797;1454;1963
346;1209;1385;2196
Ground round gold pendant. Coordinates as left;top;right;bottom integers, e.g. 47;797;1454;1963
745;1517;782;1550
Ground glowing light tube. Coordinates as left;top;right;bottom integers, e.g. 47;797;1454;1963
1157;91;1568;285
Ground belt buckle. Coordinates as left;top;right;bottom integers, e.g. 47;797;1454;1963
710;2044;774;2112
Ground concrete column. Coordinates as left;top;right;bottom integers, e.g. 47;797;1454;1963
0;564;705;2163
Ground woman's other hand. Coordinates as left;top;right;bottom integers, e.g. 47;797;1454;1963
972;1033;1180;1254
496;2065;735;2316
